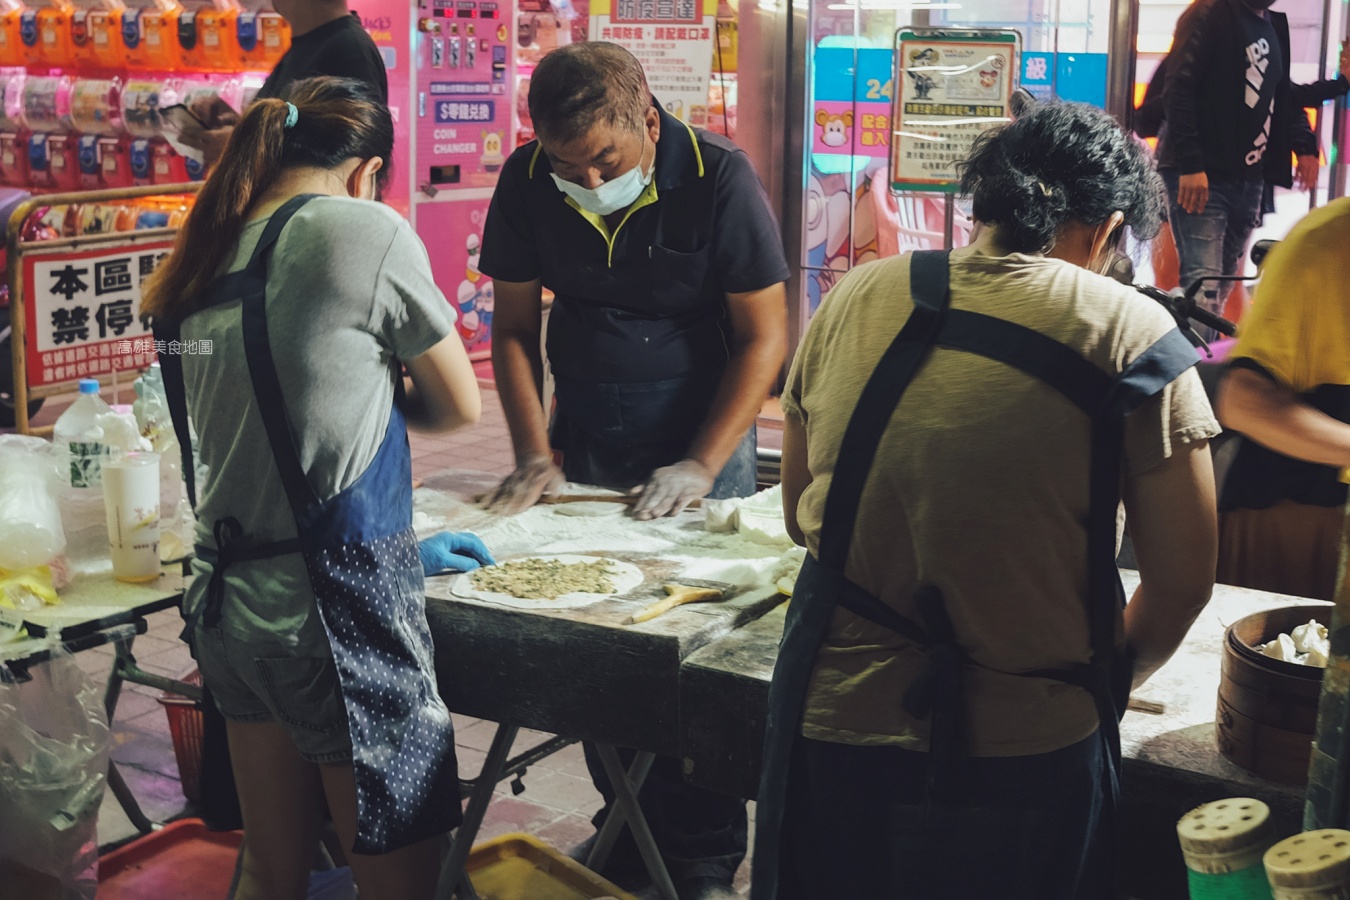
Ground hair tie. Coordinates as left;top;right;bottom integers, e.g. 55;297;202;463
284;102;299;129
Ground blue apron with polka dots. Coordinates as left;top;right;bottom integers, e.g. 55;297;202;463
156;195;461;854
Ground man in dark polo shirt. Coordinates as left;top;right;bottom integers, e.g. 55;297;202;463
479;41;788;900
193;0;387;165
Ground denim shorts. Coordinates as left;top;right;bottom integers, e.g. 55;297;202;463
193;625;353;764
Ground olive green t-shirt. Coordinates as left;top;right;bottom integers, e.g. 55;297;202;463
782;241;1220;756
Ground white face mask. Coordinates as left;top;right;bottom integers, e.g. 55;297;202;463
551;137;654;216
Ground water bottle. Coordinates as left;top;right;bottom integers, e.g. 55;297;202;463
53;378;111;576
133;362;182;521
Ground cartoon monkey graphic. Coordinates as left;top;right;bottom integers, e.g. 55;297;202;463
815;108;853;148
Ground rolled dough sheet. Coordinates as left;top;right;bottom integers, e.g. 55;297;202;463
553;501;628;517
450;554;646;610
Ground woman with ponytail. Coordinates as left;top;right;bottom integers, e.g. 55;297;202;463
144;76;483;899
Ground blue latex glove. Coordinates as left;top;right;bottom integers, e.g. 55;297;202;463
418;532;496;576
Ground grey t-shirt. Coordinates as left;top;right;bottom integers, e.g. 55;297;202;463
181;197;455;645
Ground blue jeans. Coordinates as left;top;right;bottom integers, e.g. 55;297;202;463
1162;171;1264;342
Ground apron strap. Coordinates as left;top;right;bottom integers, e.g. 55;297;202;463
237;194;324;518
154;315;196;509
815;276;1202;768
179;517;301;640
816;250;951;570
151;194;325;512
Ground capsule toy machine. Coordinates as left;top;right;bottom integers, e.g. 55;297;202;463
119;76;179;183
132;0;186;71
70;75;129;187
23;73;78;189
413;0;514;358
34;0;71;66
189;0;236;71
85;0;125;68
234;0;284;70
0;0;24;67
0;69;28;185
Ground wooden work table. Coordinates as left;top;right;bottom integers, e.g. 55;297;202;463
414;472;1325;897
416;470;789;755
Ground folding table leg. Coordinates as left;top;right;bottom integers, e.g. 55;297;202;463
105;758;156;834
592;745;678;900
103;635;156;834
585;750;655;872
435;722;518;900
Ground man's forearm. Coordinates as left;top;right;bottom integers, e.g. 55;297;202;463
1218;368;1350;468
684;336;785;475
492;332;553;463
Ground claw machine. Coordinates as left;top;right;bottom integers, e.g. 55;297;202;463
362;0;515;360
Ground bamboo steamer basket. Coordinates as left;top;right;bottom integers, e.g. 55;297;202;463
1218;606;1327;786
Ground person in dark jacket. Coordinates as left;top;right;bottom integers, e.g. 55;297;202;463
1136;44;1349;141
1156;0;1322;330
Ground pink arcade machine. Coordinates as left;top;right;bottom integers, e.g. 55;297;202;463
360;0;514;360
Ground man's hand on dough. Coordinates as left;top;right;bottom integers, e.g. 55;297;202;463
483;454;565;515
631;458;714;521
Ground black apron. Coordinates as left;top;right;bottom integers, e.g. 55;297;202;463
751;251;1200;898
155;195;461;853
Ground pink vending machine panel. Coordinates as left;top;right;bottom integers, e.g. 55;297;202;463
413;0;513;359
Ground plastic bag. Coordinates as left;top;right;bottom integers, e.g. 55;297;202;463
0;636;112;900
0;435;66;570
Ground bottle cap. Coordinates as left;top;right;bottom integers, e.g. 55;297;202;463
78;378;99;393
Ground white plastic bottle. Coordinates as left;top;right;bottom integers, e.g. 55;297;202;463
54;379;111;576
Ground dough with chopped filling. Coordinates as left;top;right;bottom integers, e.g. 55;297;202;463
470;557;619;600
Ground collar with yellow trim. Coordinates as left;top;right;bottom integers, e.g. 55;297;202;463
526;98;705;188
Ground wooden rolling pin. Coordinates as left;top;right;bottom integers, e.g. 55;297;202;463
473;492;702;509
628;583;727;624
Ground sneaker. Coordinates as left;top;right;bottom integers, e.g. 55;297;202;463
567;834;653;894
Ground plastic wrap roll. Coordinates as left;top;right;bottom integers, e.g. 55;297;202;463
0;435;66;570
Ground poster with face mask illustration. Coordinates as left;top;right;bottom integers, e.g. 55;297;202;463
588;0;717;126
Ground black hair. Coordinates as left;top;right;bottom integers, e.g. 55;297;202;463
527;42;650;146
958;101;1165;254
144;77;393;318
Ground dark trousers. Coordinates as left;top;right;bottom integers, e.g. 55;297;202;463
584;745;748;886
554;416;757;889
778;733;1114;900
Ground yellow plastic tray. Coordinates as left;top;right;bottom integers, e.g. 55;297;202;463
467;833;637;900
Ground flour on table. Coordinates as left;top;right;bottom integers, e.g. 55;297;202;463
415;485;802;593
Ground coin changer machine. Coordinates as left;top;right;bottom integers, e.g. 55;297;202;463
362;0;516;360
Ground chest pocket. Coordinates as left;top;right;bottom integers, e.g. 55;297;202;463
648;243;715;317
